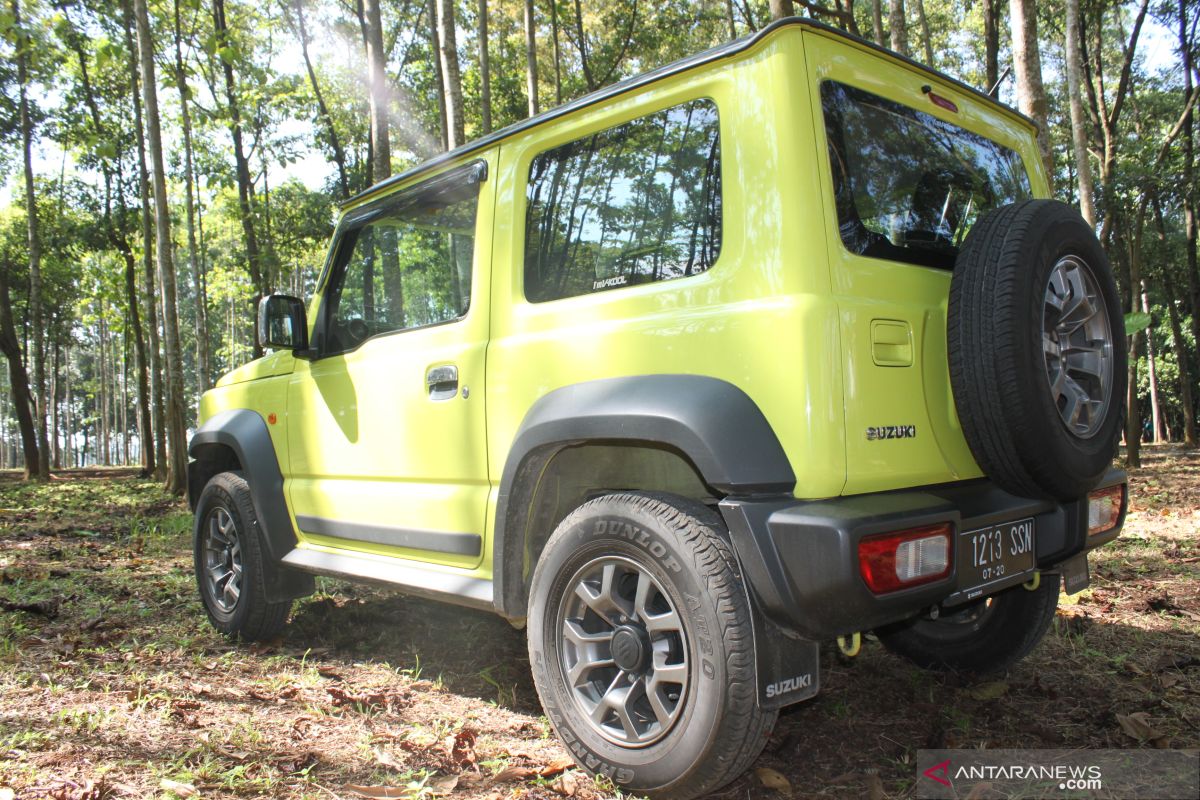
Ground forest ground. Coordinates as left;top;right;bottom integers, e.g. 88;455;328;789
0;447;1197;800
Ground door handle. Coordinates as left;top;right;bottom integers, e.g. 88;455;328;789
426;365;459;401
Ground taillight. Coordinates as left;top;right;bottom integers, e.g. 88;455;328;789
858;523;952;594
1087;485;1124;536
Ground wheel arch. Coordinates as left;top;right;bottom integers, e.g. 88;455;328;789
492;375;796;618
189;409;314;602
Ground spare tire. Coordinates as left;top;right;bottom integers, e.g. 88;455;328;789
948;199;1126;501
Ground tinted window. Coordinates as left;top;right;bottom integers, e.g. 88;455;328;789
323;171;479;354
524;99;721;303
821;81;1031;270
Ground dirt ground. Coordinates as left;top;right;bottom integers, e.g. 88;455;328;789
1;447;1197;799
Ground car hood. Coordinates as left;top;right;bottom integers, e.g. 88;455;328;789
215;351;296;387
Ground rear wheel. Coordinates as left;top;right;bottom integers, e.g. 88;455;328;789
193;471;292;642
527;493;775;799
876;577;1059;673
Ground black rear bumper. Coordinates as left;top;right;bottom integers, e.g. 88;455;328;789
719;467;1127;640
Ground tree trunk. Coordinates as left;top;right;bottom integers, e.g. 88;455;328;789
913;0;933;65
871;0;884;45
212;0;267;356
524;0;539;117
428;0;448;150
477;0;492;132
769;0;794;19
0;269;40;478
135;0;189;494
289;0;351;197
51;334;60;469
1181;0;1200;371
438;0;465;148
551;0;563;103
13;0;48;480
725;0;737;39
1161;272;1198;447
124;0;167;479
100;311;110;465
363;0;391;179
983;0;999;93
1141;283;1161;443
1009;0;1053;179
1065;0;1097;226
174;0;210;393
888;0;907;56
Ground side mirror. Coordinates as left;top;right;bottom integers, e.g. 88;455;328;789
258;294;308;352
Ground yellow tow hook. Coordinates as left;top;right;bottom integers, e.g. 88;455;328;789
1023;570;1041;591
837;632;862;657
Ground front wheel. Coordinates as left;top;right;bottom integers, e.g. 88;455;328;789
527;493;776;800
876;576;1060;673
193;471;292;642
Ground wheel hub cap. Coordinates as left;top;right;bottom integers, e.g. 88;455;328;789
557;556;689;747
1042;255;1114;438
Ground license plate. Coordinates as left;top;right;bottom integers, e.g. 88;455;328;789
957;518;1035;599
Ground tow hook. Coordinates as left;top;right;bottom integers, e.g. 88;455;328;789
837;632;862;657
1023;570;1041;591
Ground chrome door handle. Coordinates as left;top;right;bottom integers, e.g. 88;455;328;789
426;365;459;401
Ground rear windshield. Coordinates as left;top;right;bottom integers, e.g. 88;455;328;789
820;81;1031;270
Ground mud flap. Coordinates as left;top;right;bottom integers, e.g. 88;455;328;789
746;592;821;710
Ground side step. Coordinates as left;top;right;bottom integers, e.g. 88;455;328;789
281;546;495;612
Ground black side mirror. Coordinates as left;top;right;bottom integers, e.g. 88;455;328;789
258;294;308;352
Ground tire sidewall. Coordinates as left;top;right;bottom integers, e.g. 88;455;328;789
528;501;732;792
1007;208;1127;493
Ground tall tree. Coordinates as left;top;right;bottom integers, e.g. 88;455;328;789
428;0;448;149
769;0;794;19
173;0;210;392
983;0;1000;94
363;0;391;176
437;0;465;148
124;0;166;477
889;0;908;56
913;0;933;65
0;269;40;478
524;0;538;117
285;0;351;197
212;0;268;355
1180;0;1200;376
13;0;48;479
1009;0;1052;178
1064;0;1096;226
477;0;491;133
134;0;188;493
871;0;884;45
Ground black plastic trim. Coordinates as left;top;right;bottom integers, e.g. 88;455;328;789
341;18;1031;210
295;515;482;557
491;374;795;618
720;466;1127;640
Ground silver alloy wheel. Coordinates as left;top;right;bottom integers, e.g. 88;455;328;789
1042;255;1114;438
202;506;244;614
558;556;689;747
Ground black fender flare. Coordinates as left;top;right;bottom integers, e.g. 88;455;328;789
492;374;796;618
188;409;314;602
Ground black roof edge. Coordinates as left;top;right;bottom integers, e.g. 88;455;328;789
343;16;1032;209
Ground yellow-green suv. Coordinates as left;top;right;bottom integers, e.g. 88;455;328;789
188;18;1129;799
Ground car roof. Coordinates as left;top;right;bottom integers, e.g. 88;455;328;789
344;16;1032;209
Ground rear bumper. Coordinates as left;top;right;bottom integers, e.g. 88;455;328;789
720;467;1126;640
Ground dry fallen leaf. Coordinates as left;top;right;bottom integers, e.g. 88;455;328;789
494;766;537;782
429;774;460;794
753;767;792;793
159;778;198;797
1116;712;1170;747
552;771;580;797
967;681;1009;701
539;757;576;779
374;747;404;770
345;785;409;799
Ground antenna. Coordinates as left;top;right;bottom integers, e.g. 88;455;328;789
988;65;1012;98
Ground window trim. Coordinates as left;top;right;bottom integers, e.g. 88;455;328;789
311;160;487;359
519;97;724;304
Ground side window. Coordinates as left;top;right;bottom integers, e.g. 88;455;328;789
322;168;480;354
523;99;722;303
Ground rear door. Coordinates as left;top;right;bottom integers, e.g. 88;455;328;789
285;158;494;569
803;30;1045;495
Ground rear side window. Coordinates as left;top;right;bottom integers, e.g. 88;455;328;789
523;99;722;303
821;81;1031;270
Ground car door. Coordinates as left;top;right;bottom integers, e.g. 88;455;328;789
285;157;494;570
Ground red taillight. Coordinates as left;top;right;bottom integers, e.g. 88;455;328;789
1087;485;1124;536
858;523;953;594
